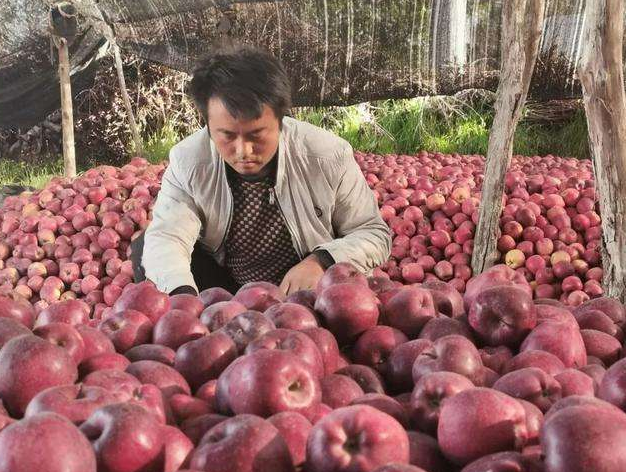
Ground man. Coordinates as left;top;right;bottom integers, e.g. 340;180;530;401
133;45;391;296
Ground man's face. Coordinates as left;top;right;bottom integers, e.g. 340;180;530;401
207;97;281;175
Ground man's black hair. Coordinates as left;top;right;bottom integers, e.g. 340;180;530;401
187;44;292;124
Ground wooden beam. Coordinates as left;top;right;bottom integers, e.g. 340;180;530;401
56;37;77;179
578;0;626;302
471;0;545;275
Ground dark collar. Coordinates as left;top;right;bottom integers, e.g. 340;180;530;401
225;153;278;183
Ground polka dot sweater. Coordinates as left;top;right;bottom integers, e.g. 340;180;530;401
224;159;301;286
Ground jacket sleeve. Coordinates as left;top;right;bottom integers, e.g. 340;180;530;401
142;147;202;293
313;143;392;274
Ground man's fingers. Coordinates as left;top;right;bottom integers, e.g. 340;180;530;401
279;277;291;296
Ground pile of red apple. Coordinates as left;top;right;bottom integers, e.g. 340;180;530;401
0;150;607;309
0;157;163;316
358;151;603;306
0;260;625;472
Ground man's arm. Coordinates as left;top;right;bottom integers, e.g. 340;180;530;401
313;143;392;274
142;149;202;294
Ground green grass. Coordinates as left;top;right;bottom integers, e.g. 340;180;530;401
1;98;591;188
133;122;181;164
294;99;590;159
0;159;67;189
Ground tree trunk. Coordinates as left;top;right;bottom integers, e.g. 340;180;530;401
578;0;626;303
57;37;77;179
471;0;545;275
113;43;144;157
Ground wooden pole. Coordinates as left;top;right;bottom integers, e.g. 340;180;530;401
56;37;77;178
112;43;144;157
578;0;626;303
471;0;545;275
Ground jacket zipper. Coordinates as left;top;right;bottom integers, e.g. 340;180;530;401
214;187;234;255
269;187;303;258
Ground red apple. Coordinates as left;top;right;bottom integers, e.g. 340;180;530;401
320;374;365;409
112;281;171;324
336;364;387;394
598;358;626;410
169;293;205;317
0;412;96;471
0;335;78;416
382;286;436;338
0;317;31;349
306;405;410;472
153;309;208;350
541;404;626;472
126;360;191;398
493;367;562;412
198;287;233;306
268;412;313;467
314;283;379;345
520;320;587;368
264;302;318;330
554;368;595;397
479;345;514;374
232;281;286;312
34;322;85;364
0;294;36;328
353;326;408;376
409;371;474;434
301;327;341;375
180;413;229;446
125;343;176;366
199;301;247;331
174;331;238;390
189;414;294;472
76;325;115;361
169;393;211;423
438;387;528;465
315;262;368;295
505;350;566;376
216;349;321;418
98;309;153;353
246;328;324;379
351;393;409;428
80;403;165;472
580;329;621;365
406;430;451;472
418;315;474;343
220;310;276;353
24;384;119;425
422;280;464;318
79;353;130;376
412;335;484;385
387;339;433;393
463;264;531;312
285;289;317;311
468;285;536;347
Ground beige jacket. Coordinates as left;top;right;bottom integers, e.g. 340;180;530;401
143;117;391;293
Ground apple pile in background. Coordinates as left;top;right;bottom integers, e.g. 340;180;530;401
0;157;161;317
357;151;602;306
0;150;605;314
1;261;626;472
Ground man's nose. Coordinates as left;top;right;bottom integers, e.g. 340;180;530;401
234;137;254;158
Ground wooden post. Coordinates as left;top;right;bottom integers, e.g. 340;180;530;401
56;37;77;178
471;0;545;275
112;43;144;157
578;0;626;303
50;2;78;178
